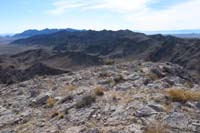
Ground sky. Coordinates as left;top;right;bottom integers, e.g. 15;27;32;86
0;0;200;34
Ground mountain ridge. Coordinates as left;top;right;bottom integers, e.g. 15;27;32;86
11;30;200;78
12;28;84;39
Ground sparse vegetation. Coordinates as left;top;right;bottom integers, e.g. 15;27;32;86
94;86;104;96
50;111;64;119
46;97;56;108
76;95;96;109
58;112;65;119
166;88;200;103
51;111;59;118
111;91;120;101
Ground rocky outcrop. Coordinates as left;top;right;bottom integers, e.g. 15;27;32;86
0;61;199;132
0;62;68;84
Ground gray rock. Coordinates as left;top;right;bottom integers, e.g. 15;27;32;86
29;90;39;98
115;82;132;91
86;128;100;133
164;112;190;129
31;93;50;106
135;106;158;117
148;104;165;112
196;102;200;109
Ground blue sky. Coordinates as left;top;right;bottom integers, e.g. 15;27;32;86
0;0;200;34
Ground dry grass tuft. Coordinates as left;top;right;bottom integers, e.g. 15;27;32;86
58;112;65;119
166;88;200;103
50;111;64;119
46;97;56;108
51;111;59;118
94;86;104;96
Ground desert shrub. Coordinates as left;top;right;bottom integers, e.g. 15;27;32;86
94;86;104;96
166;88;200;103
46;97;56;108
76;95;96;109
58;112;65;119
51;111;59;118
50;111;64;119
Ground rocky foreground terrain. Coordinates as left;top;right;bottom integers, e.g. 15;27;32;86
0;61;200;133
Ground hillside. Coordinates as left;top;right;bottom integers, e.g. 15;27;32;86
12;30;200;78
0;48;104;84
0;61;200;132
0;30;199;132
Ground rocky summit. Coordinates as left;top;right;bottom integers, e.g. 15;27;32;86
0;61;200;133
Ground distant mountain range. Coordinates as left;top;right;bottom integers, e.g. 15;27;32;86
11;30;200;78
143;29;200;35
171;34;200;39
142;29;200;38
1;28;200;41
12;28;83;38
0;28;83;44
0;29;199;83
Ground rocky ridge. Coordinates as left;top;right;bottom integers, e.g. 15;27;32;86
0;61;200;133
12;30;200;78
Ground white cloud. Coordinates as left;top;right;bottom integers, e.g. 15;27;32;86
49;0;200;30
85;0;151;13
126;0;200;30
49;0;152;15
49;0;86;15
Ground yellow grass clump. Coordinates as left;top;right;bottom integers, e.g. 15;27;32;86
58;112;65;119
166;88;200;103
94;86;104;96
46;97;56;107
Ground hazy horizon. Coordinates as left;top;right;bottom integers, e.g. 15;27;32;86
1;0;200;34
